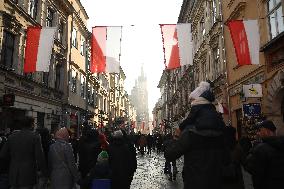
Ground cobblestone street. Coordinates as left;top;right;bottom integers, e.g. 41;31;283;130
131;152;183;189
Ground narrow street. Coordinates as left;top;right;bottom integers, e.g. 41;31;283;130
131;152;183;189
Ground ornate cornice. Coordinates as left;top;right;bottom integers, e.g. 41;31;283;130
225;2;246;24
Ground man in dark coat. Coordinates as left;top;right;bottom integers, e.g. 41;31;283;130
121;129;137;186
78;126;101;179
165;86;227;189
146;134;153;155
109;130;133;189
0;130;9;189
0;116;47;189
36;127;54;167
222;125;245;189
244;120;284;189
163;133;177;181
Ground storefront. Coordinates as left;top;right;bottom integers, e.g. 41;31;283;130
229;75;265;139
265;70;284;130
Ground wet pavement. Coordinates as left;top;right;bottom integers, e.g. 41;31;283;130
130;151;184;189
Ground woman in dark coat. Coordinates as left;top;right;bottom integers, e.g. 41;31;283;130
165;82;227;189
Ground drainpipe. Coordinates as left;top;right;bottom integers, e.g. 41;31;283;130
66;10;73;130
219;0;232;125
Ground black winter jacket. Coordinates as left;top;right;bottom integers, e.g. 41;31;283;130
78;137;102;178
165;129;227;189
245;136;284;189
179;103;225;131
109;138;134;189
0;135;9;174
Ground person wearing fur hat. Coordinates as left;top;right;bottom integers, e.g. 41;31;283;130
179;81;224;132
164;81;227;189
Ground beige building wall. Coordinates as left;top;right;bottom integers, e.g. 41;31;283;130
222;0;266;137
0;0;73;131
223;0;284;136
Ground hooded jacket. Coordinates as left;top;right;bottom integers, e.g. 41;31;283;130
245;136;284;189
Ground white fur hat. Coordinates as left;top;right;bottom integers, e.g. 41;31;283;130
189;81;211;100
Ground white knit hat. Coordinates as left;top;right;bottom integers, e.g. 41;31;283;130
189;81;211;100
112;130;123;138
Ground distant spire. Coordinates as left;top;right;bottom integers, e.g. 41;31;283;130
141;64;144;77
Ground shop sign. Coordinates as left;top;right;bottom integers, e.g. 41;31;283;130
243;103;261;117
243;84;263;98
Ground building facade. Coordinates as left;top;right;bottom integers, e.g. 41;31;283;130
0;0;73;131
153;0;229;132
0;0;133;134
222;0;284;137
188;0;229;123
61;0;90;134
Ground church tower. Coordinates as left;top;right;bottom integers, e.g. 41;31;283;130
130;65;149;133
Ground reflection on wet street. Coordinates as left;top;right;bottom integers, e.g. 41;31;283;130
131;152;183;189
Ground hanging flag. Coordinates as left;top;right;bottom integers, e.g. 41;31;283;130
141;121;145;131
91;26;122;73
24;27;56;73
218;102;229;115
227;20;260;66
132;121;136;129
160;23;193;69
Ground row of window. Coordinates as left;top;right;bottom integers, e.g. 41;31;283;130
72;28;86;56
1;30;63;89
268;0;284;39
70;69;100;106
15;0;66;44
194;0;219;49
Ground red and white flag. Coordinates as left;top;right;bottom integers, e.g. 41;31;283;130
91;26;122;73
132;121;136;129
218;102;229;115
24;27;56;73
227;20;260;66
160;24;193;69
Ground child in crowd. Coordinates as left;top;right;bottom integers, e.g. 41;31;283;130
79;150;111;189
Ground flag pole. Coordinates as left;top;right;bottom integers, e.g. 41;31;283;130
160;24;171;135
85;32;91;125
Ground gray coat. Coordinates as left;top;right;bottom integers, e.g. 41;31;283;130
48;139;79;189
0;129;47;187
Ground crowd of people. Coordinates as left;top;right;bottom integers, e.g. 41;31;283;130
0;118;137;189
1;80;284;189
164;81;284;189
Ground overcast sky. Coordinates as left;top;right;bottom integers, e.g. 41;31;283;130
81;0;183;118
